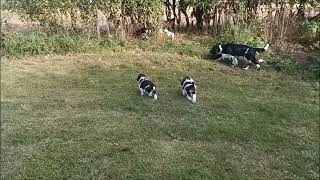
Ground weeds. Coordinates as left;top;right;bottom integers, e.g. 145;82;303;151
1;30;97;56
266;54;320;80
1;29;319;80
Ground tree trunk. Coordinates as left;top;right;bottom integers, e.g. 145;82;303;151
105;14;111;37
178;10;181;27
297;3;305;19
172;0;177;31
70;8;77;32
220;9;225;35
165;0;171;20
95;7;100;38
181;9;189;27
195;7;204;30
213;7;218;34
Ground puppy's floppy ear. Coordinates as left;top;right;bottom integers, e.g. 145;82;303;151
181;77;187;85
137;74;145;81
137;74;141;81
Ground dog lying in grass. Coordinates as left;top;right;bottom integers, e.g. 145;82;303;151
210;43;269;70
137;74;157;100
181;76;197;103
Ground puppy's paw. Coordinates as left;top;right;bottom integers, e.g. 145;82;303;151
192;94;196;103
243;66;249;71
140;89;144;96
256;64;261;70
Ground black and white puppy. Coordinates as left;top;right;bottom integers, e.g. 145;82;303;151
181;77;197;103
137;74;157;100
210;43;269;70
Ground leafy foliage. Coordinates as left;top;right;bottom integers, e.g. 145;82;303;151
266;54;320;80
4;0;163;34
1;30;98;56
3;0;319;42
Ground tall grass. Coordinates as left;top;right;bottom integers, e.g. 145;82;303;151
1;31;97;56
266;54;320;80
1;29;319;80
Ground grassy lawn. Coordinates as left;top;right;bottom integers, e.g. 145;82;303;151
1;47;319;179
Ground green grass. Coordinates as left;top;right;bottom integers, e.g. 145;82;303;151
1;10;19;20
3;30;319;80
1;47;319;179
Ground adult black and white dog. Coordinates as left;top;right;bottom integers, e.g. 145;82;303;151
181;77;197;103
210;43;269;70
137;74;157;100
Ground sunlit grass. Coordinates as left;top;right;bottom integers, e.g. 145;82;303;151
1;49;319;179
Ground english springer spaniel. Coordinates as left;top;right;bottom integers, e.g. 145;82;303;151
210;43;269;70
137;74;157;100
181;76;197;103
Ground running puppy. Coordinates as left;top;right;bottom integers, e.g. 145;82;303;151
181;76;197;103
137;74;157;100
210;43;269;70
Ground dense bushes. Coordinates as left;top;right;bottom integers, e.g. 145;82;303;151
266;55;320;79
1;30;102;56
1;30;207;57
4;0;319;38
4;0;163;37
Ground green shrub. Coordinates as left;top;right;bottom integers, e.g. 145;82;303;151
301;20;319;35
307;53;320;77
211;35;267;48
2;31;48;56
134;39;207;58
312;41;320;50
46;34;81;54
267;56;297;73
1;30;114;57
295;20;320;45
266;54;320;80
